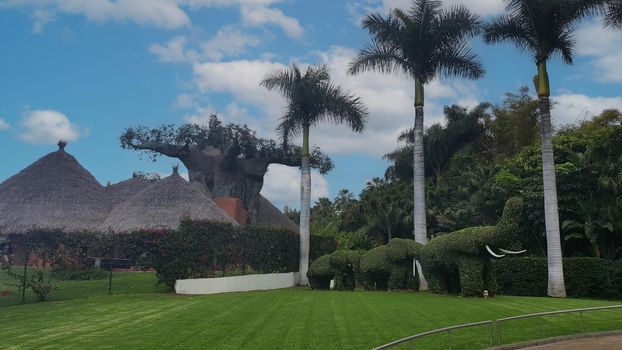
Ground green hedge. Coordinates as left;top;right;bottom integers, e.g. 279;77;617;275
310;235;338;262
11;223;337;290
494;257;622;299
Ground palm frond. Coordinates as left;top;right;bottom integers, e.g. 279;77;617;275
276;108;303;146
435;4;482;46
605;0;622;28
435;44;484;80
316;83;367;133
483;14;535;52
347;40;409;76
260;64;302;100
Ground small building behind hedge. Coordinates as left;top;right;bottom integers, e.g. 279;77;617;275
101;167;237;232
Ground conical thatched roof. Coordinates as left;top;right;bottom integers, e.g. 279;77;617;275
255;195;298;232
0;142;110;234
105;173;157;208
101;169;237;232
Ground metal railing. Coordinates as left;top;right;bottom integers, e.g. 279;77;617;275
372;320;494;349
496;304;622;345
372;304;622;350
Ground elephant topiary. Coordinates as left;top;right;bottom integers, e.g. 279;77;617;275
307;255;335;290
419;197;525;296
360;238;422;291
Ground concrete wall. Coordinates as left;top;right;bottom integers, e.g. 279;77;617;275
175;272;298;295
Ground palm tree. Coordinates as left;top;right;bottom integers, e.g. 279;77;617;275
347;0;484;290
483;0;605;297
606;0;622;27
261;64;367;286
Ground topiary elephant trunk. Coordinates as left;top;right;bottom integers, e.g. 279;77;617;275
419;197;524;296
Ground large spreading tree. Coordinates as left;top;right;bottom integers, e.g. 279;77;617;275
261;64;367;285
347;0;484;290
120;114;333;224
483;0;607;297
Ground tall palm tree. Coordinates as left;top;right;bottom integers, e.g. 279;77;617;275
606;0;622;27
483;0;605;297
261;64;367;285
347;0;484;290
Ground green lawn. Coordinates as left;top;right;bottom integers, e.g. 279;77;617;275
0;268;168;307
0;287;621;350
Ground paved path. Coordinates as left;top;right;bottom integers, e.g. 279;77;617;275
522;335;622;350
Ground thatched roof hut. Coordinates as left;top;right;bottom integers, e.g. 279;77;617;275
100;167;237;232
105;172;157;207
255;195;298;232
0;142;110;234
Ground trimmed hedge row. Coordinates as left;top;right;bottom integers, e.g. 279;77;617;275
494;257;622;299
9;222;338;289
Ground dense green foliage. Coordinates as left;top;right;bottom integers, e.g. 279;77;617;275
1;288;620;349
308;93;622;262
495;257;622;299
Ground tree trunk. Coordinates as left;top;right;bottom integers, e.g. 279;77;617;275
179;148;269;224
539;93;566;298
298;124;311;286
413;78;428;291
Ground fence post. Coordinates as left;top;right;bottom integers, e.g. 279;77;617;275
497;320;502;345
489;321;494;346
447;329;452;350
21;249;30;303
579;311;585;334
108;258;113;295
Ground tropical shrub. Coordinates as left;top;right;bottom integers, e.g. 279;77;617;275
28;271;57;301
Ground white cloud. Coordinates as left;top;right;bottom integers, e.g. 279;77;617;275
261;164;329;210
0;118;9;130
201;26;261;61
240;4;303;39
150;28;260;64
191;59;287;131
149;36;198;64
2;0;191;30
575;22;622;82
186;46;481;156
31;9;54;33
2;0;303;37
552;94;622;125
18;109;86;145
174;93;196;109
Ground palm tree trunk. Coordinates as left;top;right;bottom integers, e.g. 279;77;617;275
413;78;428;291
299;123;311;286
539;85;566;297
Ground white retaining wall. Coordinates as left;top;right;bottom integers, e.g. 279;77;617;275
175;272;298;295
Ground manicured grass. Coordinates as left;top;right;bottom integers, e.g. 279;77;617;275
0;269;167;307
0;288;620;349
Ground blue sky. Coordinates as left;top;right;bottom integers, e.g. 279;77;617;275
1;0;621;210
